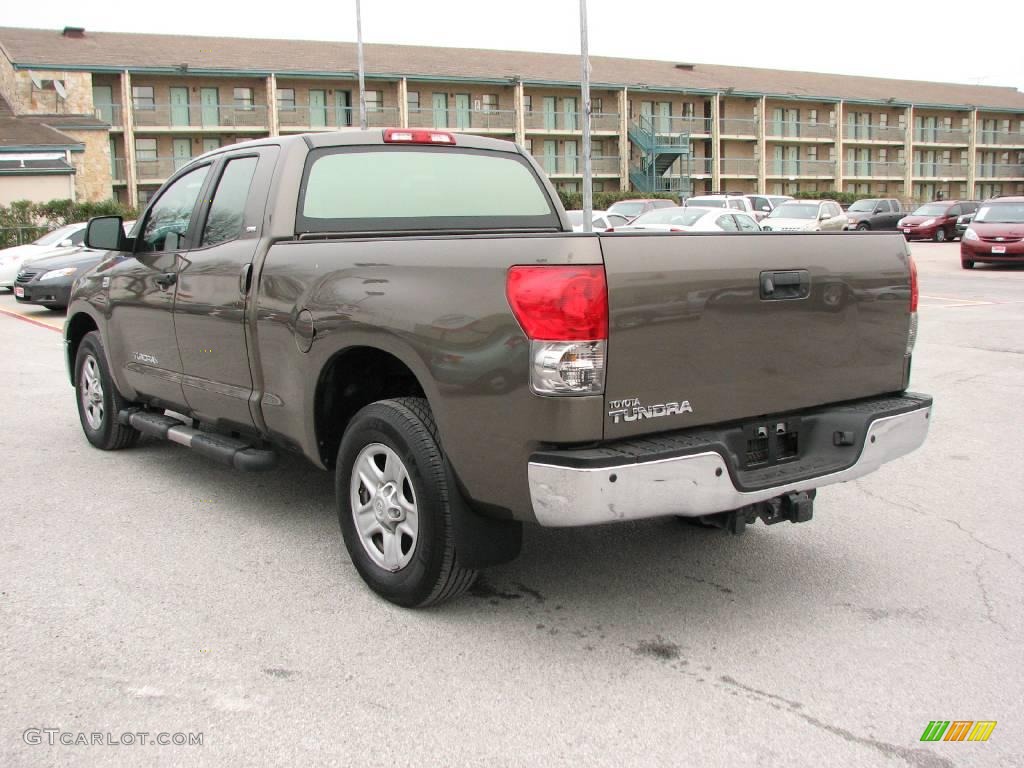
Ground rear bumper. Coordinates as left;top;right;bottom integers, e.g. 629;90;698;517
528;393;932;527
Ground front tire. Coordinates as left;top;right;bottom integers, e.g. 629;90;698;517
74;331;140;450
933;227;947;243
961;259;975;269
336;397;477;607
856;222;870;231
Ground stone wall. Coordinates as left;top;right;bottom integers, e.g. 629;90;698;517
63;130;113;202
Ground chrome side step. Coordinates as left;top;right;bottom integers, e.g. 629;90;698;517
118;409;277;471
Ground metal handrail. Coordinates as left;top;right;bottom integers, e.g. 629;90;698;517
843;124;906;142
132;102;270;129
525;111;620;132
975;164;1024;178
765;121;835;139
844;161;904;177
913;128;969;144
407;108;515;131
536;155;621;174
767;160;836;176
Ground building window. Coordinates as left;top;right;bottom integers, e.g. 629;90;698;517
592;97;602;113
807;146;818;161
276;88;295;112
879;113;888;128
897;148;906;164
132;86;155;111
481;94;498;112
524;138;532;153
808;109;818;126
593;139;603;156
879;148;888;162
135;138;157;162
233;87;254;110
137;188;155;207
523;95;532;112
407;91;420;112
683;102;695;118
365;90;383;111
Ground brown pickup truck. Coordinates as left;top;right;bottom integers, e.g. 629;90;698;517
64;128;932;607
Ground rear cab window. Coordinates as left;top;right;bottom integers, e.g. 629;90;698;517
297;146;560;234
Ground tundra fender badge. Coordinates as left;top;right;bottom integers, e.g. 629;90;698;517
607;398;693;424
133;352;158;365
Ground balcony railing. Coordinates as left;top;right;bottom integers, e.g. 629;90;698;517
767;160;836;176
134;156;192;181
536;155;621;175
977;131;1024;146
975;164;1024;178
766;121;835;139
408;108;515;131
913;128;969;144
912;163;967;178
132;103;269;129
843;124;906;143
278;105;355;130
94;103;123;127
524;111;620;132
719;158;758;175
844;161;905;178
637;115;711;136
719;118;758;136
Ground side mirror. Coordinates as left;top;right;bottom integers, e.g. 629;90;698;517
761;205;770;212
819;211;828;220
85;216;126;251
59;238;74;247
873;207;884;214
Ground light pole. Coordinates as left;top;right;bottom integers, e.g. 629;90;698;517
356;0;368;130
579;0;593;232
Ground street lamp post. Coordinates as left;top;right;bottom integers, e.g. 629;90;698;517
579;0;593;232
356;0;368;130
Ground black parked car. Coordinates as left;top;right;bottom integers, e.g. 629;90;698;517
843;198;905;231
15;221;134;310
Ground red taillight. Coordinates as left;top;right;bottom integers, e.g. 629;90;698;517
383;128;456;145
506;266;608;341
909;254;918;312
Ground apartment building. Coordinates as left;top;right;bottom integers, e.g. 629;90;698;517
1;25;1022;207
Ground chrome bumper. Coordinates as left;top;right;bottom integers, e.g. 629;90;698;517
528;404;931;527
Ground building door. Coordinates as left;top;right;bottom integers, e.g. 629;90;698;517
640;101;654;132
785;146;799;175
564;140;578;175
202;138;221;154
563;97;577;132
173;138;192;171
455;94;471;131
542;140;558;174
93;85;114;124
543;97;557;130
170;87;190;127
785;108;800;138
432;93;449;129
309;90;327;128
201;88;219;127
336;90;352;126
657;102;671;134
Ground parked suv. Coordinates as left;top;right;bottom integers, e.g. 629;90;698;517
899;200;979;242
960;196;1024;268
606;198;676;220
745;194;793;221
843;198;904;231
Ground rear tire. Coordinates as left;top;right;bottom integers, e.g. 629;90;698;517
961;259;975;269
74;331;140;450
856;222;870;231
336;397;478;607
933;227;947;243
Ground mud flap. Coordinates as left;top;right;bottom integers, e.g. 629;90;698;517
445;463;522;568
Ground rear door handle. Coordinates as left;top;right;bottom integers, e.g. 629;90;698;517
760;270;810;300
154;272;177;289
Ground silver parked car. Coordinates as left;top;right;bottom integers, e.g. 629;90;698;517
566;210;632;232
760;200;848;232
611;206;761;232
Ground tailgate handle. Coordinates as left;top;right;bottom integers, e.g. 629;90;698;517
760;270;810;300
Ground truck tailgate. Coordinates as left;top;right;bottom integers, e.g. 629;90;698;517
600;232;912;439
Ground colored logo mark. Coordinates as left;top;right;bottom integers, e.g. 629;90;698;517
920;721;996;742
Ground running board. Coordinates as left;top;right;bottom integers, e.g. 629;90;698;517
118;409;277;471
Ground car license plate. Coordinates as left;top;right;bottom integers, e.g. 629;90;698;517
903;229;911;234
14;286;24;297
992;245;1006;254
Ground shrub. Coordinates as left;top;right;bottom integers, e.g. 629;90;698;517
0;198;138;247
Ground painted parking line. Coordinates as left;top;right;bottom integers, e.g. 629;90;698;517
919;294;997;308
0;305;63;332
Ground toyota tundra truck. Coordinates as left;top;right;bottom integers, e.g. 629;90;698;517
64;128;932;607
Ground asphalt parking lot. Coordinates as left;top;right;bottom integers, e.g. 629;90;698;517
0;242;1021;768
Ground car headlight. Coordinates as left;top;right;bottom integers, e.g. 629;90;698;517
39;267;78;281
963;228;979;241
897;219;905;227
920;218;935;227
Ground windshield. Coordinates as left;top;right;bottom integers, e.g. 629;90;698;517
767;203;818;219
767;196;792;206
631;207;707;227
912;203;949;216
974;202;1024;224
848;200;878;212
32;224;82;246
608;202;645;217
686;197;726;208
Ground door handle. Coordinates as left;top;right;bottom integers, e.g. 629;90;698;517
760;270;810;300
154;272;177;289
239;263;253;295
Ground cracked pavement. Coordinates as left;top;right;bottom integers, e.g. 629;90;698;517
0;242;1021;767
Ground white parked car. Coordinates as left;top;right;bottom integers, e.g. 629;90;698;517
0;222;87;290
566;210;632;232
684;194;757;217
611;205;761;232
760;200;848;232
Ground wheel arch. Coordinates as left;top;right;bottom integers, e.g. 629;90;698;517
64;310;101;385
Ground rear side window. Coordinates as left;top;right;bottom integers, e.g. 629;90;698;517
297;146;558;233
202;156;259;246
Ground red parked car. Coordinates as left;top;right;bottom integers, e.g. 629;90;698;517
960;197;1024;269
899;200;979;242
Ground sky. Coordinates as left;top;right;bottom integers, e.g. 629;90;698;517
3;0;1023;90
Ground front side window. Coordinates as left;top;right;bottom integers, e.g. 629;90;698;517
716;214;739;231
735;214;759;232
298;147;557;233
233;88;254;110
139;165;210;253
201;156;259;246
277;88;295;112
132;86;154;110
